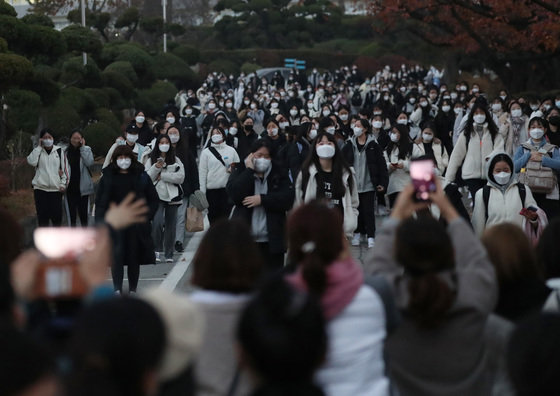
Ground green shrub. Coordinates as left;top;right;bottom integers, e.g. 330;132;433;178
21;72;60;106
94;108;121;132
135;80;176;117
0;0;17;16
34;64;60;81
0;15;29;52
82;122;120;156
153;52;199;86
59;56;103;88
21;13;54;27
85;88;110;108
102;86;128;109
25;25;66;61
171;45;200;65
101;70;135;99
240;62;260;75
60;86;96;116
207;59;239;76
104;61;138;83
45;100;82;135
100;42;154;84
60;24;102;55
0;53;33;92
5;89;41;134
0;37;7;53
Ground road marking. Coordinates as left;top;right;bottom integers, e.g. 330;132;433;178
159;217;208;292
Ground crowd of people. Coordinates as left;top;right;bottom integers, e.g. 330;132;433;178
4;62;560;395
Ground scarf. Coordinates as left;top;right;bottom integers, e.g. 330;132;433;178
287;257;364;320
524;207;548;247
511;115;525;149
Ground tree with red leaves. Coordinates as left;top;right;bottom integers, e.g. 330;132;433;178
368;0;560;93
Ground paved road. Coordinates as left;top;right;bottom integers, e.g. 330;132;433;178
120;215;383;294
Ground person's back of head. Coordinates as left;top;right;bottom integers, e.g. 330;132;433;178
66;297;166;396
237;278;327;394
507;313;560;395
191;219;263;293
395;216;456;327
287;200;344;296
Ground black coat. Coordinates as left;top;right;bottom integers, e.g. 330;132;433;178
262;133;300;182
128;122;153;147
236;130;259;161
343;139;389;190
95;165;159;265
180;116;199;158
226;164;294;254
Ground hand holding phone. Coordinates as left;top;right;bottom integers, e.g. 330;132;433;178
410;159;437;202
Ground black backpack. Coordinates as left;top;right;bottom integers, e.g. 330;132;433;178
351;90;363;107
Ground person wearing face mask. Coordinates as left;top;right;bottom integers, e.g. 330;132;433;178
295;132;359;238
261;118;300;183
343;119;388;248
472;152;539;236
546;108;560;146
499;101;529;156
144;135;185;263
95;145;159;293
409;96;436;138
445;102;505;199
370;114;390;150
27;128;69;227
286;90;303;112
412;124;449;176
288;105;301;126
180;104;200;159
434;100;455;155
246;101;265;134
227;140;295;271
103;126;145;169
128;110;152;146
404;94;418;115
166;126;199;253
337;106;352;136
384;124;412;208
224;120;241;150
514;117;560;219
223;99;238;123
198;100;218;139
236;116;259;161
199;127;240;224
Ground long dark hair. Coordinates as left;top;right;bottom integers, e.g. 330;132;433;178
465;102;499;141
168;125;191;166
386;124;411;160
110;145;143;173
150;134;176;166
301;131;353;198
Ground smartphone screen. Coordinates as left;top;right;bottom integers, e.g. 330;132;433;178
33;228;97;299
410;159;436;202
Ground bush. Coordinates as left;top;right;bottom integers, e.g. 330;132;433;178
153;52;199;86
0;53;33;92
102;86;128;109
82;122;120;156
0;15;29;53
104;61;138;83
94;108;121;133
5;89;41;135
45;101;82;136
85;88;110;108
0;37;7;53
171;44;200;65
25;25;66;61
101;70;135;99
0;0;17;17
60;24;102;55
135;80;176;118
21;71;60;106
21;13;54;27
60;86;96;117
240;62;261;75
207;59;239;76
100;42;154;85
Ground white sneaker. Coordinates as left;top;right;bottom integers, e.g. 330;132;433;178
165;258;174;263
367;237;375;248
155;252;162;263
351;233;361;246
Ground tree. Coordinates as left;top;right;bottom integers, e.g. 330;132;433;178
368;0;560;92
114;7;140;41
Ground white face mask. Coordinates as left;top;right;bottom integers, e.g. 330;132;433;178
219;101;225;107
250;103;257;109
308;129;317;140
229;127;238;136
185;108;193;115
316;144;335;159
307;102;314;108
454;107;462;115
208;103;216;110
135;115;145;123
169;134;180;144
473;114;486;124
530;104;539;111
494;171;511;185
422;133;433;142
244;100;250;105
500;95;507;101
491;103;502;112
269;128;279;137
339;114;348;121
556;100;560;108
397;119;408;125
323;110;331;117
390;133;399;143
511;109;523;118
451;92;458;100
399;87;406;92
353;126;363;137
472;88;479;93
159;144;170;153
326;126;336;135
383;95;389;101
211;134;223;144
279;121;289;129
290;109;298;117
226;102;233;108
166;117;175;124
42;139;54;148
117;158;132;170
420;101;428;108
442;105;451;113
409;98;416;104
271;102;279;109
530;128;545;140
126;133;139;143
373;111;382;116
254;158;271;173
372;121;383;129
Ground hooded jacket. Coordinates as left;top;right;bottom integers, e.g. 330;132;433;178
145;157;185;204
411;137;449;176
472;151;538;236
27;145;69;192
198;142;240;192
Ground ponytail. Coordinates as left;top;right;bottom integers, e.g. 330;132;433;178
302;253;328;296
407;274;455;328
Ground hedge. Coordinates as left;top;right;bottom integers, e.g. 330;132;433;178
104;60;138;83
82;121;120;156
153;52;199;87
5;89;41;134
135;80;177;118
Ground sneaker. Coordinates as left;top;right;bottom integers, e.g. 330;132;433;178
165;258;174;263
367;237;375;249
155;252;162;263
351;233;361;246
115;290;121;296
175;241;184;253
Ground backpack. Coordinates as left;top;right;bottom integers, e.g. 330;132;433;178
518;143;557;194
482;183;526;223
351;89;363;107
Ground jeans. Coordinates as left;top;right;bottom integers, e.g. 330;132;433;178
175;197;189;244
34;189;62;227
152;201;179;259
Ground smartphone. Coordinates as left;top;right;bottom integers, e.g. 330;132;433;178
410;159;437;202
157;157;164;163
33;228;97;299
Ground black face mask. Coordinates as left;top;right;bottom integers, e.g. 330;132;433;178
244;125;254;132
549;116;560;127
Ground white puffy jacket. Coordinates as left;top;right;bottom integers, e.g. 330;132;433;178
27;145;68;192
198;142;240;192
145;157;185;204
